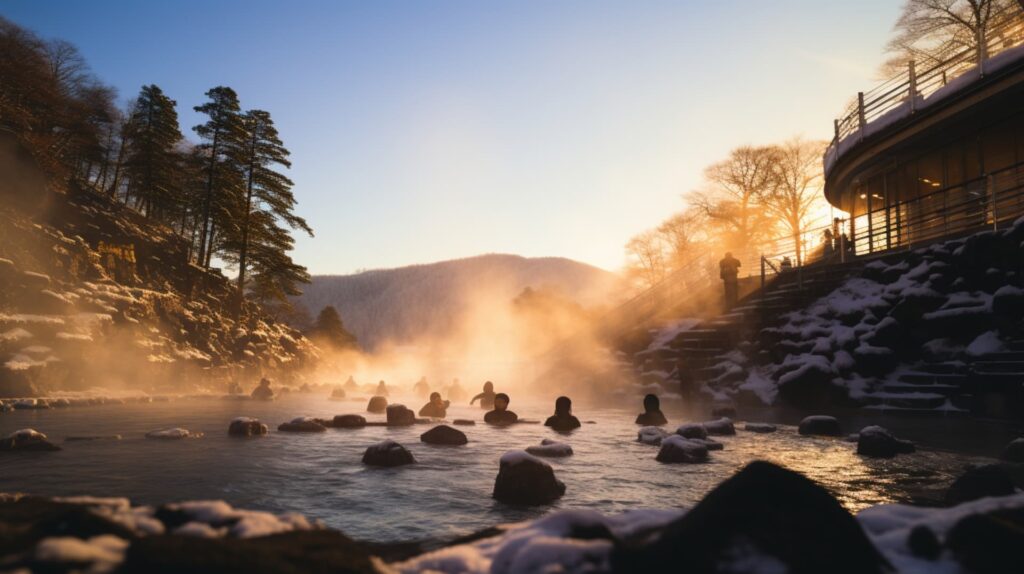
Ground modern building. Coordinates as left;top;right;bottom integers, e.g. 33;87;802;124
823;9;1024;255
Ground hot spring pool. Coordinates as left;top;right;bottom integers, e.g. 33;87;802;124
0;392;998;543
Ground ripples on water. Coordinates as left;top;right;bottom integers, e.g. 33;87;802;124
0;393;994;542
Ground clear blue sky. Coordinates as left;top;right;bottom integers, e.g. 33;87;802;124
2;0;899;274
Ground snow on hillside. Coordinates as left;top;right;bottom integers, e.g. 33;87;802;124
295;254;621;349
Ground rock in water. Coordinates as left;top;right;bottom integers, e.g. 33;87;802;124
0;429;61;451
452;419;476;426
701;417;736;436
656;436;709;463
362;440;415;467
675;423;708;440
638;426;668;445
710;401;736;418
526;439;573;457
492;450;565;505
856;426;915;458
420;425;468;445
366;396;388;413
612;461;891;574
228;417;268;437
1000;437;1024;462
945;464;1017;505
798;415;841;436
145;428;201;440
277;418;327;433
332;414;367;428
744;422;777;433
386;404;415;426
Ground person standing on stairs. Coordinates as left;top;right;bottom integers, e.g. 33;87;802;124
719;252;741;311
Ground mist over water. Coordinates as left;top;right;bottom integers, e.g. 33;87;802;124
0;391;995;543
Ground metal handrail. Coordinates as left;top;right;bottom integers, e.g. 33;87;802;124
825;7;1024;173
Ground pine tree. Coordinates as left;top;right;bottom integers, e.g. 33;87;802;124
221;109;313;313
308;305;359;350
192;86;247;267
123;85;183;220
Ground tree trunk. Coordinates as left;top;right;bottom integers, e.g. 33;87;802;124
197;128;220;266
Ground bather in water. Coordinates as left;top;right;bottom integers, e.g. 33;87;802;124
470;381;496;409
635;393;667;426
375;380;390;397
446;378;467;402
343;376;359;392
413;376;430;399
544;396;581;431
484;393;518;426
250;378;274;401
418;392;450;418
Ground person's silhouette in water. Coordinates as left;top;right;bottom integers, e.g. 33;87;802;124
413;376;430;398
635;393;668;426
375;380;389;397
544;396;581;431
418;391;450;418
484;393;518;426
470;381;496;409
251;378;274;401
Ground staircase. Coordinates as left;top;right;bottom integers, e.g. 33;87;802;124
642;260;866;387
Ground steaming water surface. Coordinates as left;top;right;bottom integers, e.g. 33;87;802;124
0;393;996;543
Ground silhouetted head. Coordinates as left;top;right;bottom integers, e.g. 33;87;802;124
555;396;572;415
724;251;733;259
643;394;660;412
430;391;441;403
483;381;494;392
259;378;271;387
494;393;510;411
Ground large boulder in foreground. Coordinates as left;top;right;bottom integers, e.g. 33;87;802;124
945;464;1018;505
362;440;415;467
945;505;1024;574
277;418;327;433
856;426;914;458
798;415;841;436
492;450;566;505
420;425;467;446
0;429;61;452
228;417;268;437
612;461;890;574
385;404;415;426
656;436;709;463
366;396;388;413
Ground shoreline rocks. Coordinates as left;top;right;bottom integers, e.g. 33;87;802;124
145;428;201;440
744;422;777;433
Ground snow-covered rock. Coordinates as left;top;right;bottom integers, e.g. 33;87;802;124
675;423;708;440
525;439;573;458
1;428;61;451
637;426;668;445
277;417;327;433
798;416;841;437
701;417;735;436
145;428;201;440
1001;437;1024;462
856;426;915;458
228;417;268;437
743;423;777;433
655;436;709;463
332;414;367;428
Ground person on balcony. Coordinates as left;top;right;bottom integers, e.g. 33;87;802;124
719;252;741;310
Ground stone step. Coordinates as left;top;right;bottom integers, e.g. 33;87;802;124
971;361;1024;374
862;402;971;416
880;383;960;396
897;372;969;385
913;361;968;374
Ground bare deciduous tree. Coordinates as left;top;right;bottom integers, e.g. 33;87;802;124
758;137;828;265
625;229;668;290
689;145;779;256
883;0;1018;75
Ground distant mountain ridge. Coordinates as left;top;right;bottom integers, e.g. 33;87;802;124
296;254;620;350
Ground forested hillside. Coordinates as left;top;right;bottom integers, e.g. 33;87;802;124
296;254;621;350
